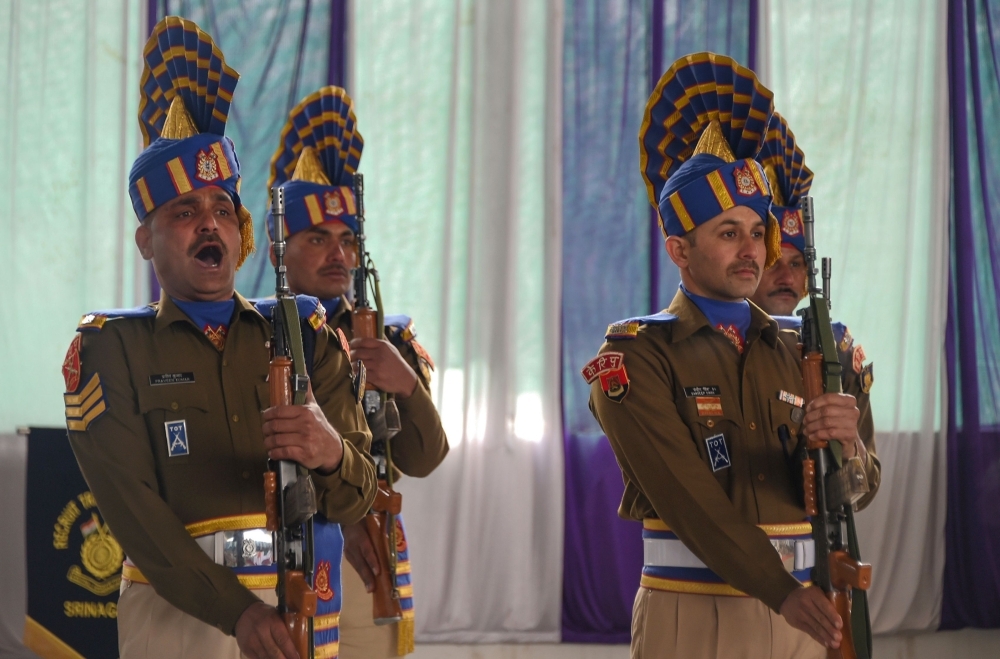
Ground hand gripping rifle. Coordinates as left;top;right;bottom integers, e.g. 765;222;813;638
797;197;873;659
264;186;318;659
351;173;405;626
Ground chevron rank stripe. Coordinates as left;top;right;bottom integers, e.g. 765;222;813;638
64;374;108;432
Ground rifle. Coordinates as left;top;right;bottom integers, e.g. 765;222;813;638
797;197;873;659
351;173;405;626
264;185;318;659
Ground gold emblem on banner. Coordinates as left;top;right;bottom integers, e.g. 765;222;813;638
54;492;123;597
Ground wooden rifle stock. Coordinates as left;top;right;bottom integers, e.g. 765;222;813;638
353;308;378;390
826;551;872;659
282;571;318;659
800;350;826;516
365;482;403;624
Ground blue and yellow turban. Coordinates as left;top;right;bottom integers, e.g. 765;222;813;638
639;52;781;268
128;17;254;268
267;87;364;240
756;111;814;255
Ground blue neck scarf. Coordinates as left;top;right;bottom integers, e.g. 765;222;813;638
321;298;344;322
172;298;236;351
680;283;751;353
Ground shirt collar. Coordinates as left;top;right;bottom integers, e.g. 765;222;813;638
155;290;260;333
664;288;779;348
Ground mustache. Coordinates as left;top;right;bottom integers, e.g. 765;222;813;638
726;260;760;277
320;264;351;277
768;287;798;297
188;234;227;257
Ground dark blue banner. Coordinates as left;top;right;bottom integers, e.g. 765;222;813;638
25;427;119;658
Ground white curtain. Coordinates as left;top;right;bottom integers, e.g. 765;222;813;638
767;0;950;634
0;0;145;433
352;0;565;642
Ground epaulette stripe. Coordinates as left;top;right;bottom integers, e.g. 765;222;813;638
67;401;107;432
606;322;640;339
64;374;107;431
63;374;102;405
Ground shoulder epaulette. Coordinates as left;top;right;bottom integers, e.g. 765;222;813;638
76;305;157;332
605;312;678;340
251;296;327;332
384;314;416;344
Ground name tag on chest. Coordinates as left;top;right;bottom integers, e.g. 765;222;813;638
150;372;195;386
705;434;731;472
165;420;190;457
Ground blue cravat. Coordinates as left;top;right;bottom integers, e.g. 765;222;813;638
172;298;236;351
680;284;751;353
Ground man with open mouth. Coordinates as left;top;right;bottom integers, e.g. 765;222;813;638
266;85;449;659
62;17;376;659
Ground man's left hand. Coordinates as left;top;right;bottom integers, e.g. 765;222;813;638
349;337;419;398
262;385;344;473
802;393;862;459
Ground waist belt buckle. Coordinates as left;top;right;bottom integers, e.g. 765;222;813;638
196;529;274;568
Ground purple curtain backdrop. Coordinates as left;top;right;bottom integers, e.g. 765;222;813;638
560;0;755;643
943;0;1000;629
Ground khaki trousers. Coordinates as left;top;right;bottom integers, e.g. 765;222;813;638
117;580;276;659
337;560;400;658
631;588;825;659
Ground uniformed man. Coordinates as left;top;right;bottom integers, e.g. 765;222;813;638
63;18;375;659
586;53;880;658
751;112;876;454
266;86;449;658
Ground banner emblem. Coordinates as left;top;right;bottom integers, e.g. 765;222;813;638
62;335;83;393
315;559;335;601
733;163;759;196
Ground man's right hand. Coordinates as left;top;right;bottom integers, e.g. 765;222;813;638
779;586;843;649
342;518;381;592
235;601;299;659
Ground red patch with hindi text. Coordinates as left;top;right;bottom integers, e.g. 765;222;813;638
852;344;866;374
733;163;759;196
315;560;334;601
62;334;82;392
582;352;630;403
716;324;745;354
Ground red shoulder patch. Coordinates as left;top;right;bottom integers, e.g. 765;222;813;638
62;334;82;393
582;352;630;403
852;344;866;374
335;327;351;359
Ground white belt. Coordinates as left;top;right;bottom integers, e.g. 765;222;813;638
644;537;815;572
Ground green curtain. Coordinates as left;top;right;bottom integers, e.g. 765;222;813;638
0;0;143;431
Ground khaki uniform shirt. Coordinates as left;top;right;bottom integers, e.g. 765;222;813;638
588;290;880;612
65;293;376;635
328;298;449;478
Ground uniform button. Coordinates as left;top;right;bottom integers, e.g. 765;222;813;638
242;471;250;479
222;360;228;367
758;473;766;482
706;420;715;428
232;414;239;423
170;402;179;410
749;421;757;430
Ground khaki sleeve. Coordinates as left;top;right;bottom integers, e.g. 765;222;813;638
838;345;880;510
389;344;449;478
590;339;802;613
310;325;377;524
67;327;257;635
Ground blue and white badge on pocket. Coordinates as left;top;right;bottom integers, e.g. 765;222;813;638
165;420;190;457
705;434;731;472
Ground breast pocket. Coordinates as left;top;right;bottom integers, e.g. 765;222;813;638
137;385;211;463
678;398;742;491
768;398;804;456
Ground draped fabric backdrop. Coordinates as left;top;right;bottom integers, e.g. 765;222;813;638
0;0;143;430
768;0;950;634
944;0;1000;630
560;0;752;642
352;0;566;642
153;0;338;299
